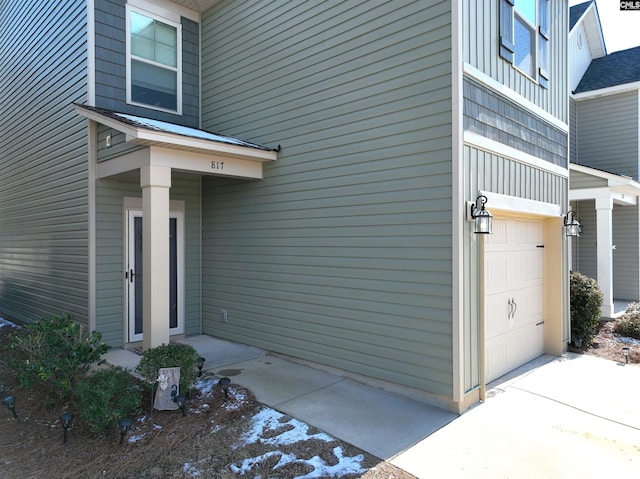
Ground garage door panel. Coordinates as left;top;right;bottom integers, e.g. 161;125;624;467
485;322;545;383
485;217;545;384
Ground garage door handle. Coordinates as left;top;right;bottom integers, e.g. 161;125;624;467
507;298;516;319
536;321;545;326
512;299;517;317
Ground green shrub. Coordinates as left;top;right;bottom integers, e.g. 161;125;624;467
616;303;640;340
8;315;109;403
570;271;604;347
73;366;142;434
135;343;200;393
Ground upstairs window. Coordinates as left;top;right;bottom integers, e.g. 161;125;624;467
499;0;549;88
126;6;182;113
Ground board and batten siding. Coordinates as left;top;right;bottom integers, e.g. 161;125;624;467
0;0;89;324
463;0;568;123
575;92;639;180
200;0;454;398
612;204;640;301
95;170;202;346
94;0;200;127
571;200;597;278
463;145;567;391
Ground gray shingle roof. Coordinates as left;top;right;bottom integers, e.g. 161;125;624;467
574;46;640;93
570;1;592;31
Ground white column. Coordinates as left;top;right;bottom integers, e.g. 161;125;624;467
595;195;614;318
141;165;172;350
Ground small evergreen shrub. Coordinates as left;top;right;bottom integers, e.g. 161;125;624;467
73;366;142;434
136;343;200;393
570;271;604;347
616;303;640;340
8;315;108;403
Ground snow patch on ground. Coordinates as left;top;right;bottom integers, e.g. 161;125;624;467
0;317;20;329
240;408;334;447
226;407;367;478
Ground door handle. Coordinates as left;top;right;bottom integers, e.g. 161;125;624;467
507;298;514;319
127;269;134;283
512;299;517;317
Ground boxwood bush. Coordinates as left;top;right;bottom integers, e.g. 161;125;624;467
135;343;200;394
8;315;108;403
570;271;604;347
74;366;142;434
616;303;640;340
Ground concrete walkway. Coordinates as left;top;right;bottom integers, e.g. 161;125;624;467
104;337;640;478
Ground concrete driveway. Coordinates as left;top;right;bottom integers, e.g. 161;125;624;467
392;353;640;478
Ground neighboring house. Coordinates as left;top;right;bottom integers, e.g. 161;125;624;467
569;1;640;318
0;0;571;413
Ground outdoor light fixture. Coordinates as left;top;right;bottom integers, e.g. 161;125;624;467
468;195;493;234
564;210;581;237
59;412;74;444
622;347;630;364
196;357;206;377
118;418;133;445
2;395;16;418
219;377;231;399
174;394;187;416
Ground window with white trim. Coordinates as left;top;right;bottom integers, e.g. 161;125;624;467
499;0;549;88
126;5;182;113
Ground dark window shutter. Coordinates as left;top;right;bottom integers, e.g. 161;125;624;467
499;0;515;62
538;0;550;88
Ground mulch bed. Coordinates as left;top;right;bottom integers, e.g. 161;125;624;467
0;325;416;479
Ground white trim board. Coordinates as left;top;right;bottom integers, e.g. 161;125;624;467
464;131;568;177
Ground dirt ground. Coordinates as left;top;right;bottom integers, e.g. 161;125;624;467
0;323;416;479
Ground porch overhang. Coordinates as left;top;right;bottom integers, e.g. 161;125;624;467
569;163;640;318
569;163;640;205
74;104;278;180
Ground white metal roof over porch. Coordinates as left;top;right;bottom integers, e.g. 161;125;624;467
74;104;278;180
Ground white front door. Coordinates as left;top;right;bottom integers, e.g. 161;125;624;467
484;217;545;383
126;209;184;343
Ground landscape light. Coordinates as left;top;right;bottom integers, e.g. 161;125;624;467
59;412;74;444
118;418;133;444
175;394;187;416
197;357;206;377
218;377;231;399
2;396;16;418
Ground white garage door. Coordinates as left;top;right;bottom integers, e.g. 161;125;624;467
484;217;545;383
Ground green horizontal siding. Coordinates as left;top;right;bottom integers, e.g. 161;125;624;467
95;171;201;346
201;0;454;397
0;0;89;324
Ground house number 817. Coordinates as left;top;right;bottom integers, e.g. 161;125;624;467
211;161;224;170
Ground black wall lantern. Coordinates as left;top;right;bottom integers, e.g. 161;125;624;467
468;195;493;234
564;210;581;237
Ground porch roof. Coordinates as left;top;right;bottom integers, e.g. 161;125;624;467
74;104;278;180
569;163;640;204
